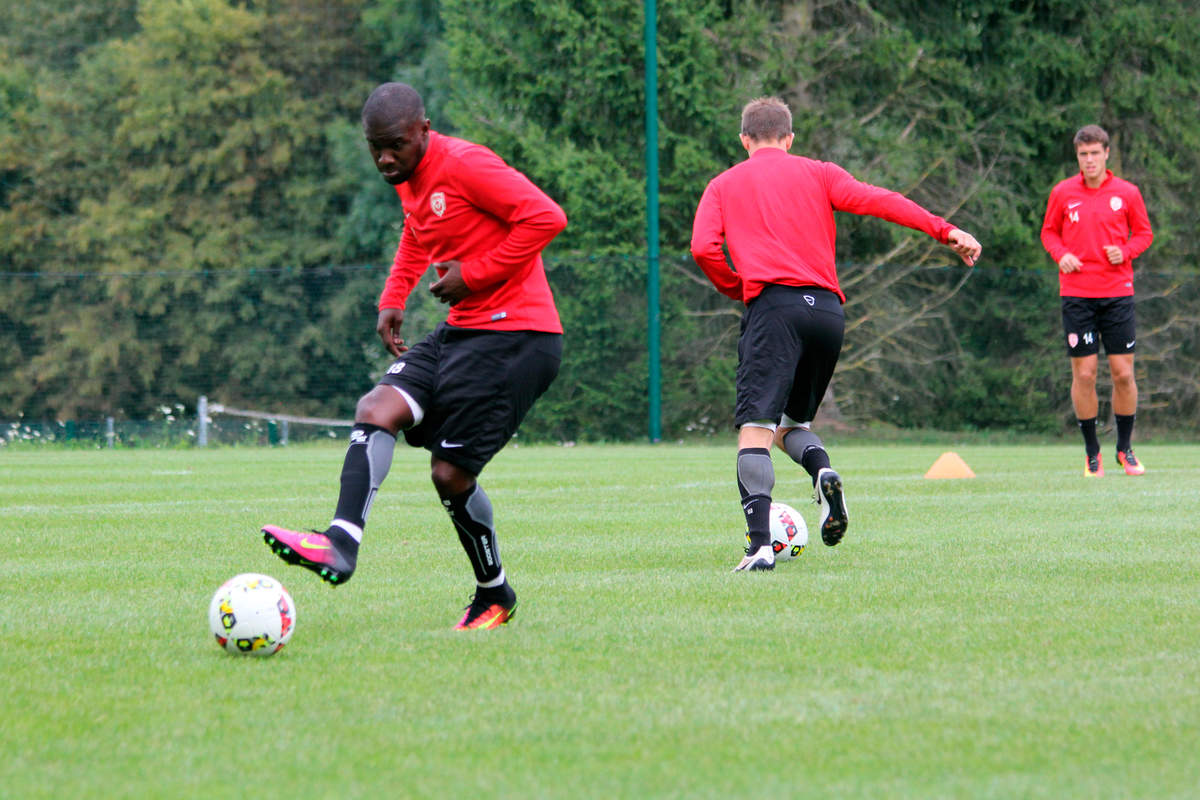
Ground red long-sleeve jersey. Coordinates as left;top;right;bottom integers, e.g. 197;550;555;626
380;131;567;332
690;147;955;304
1040;170;1153;298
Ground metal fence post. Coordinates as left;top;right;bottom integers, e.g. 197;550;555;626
197;395;208;447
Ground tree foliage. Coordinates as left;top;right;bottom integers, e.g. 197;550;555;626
2;0;1198;435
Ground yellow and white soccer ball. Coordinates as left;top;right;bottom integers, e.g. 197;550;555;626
208;573;296;656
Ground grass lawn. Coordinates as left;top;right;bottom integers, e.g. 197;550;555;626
2;441;1198;798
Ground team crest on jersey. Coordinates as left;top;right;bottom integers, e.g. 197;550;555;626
1110;196;1123;212
430;191;446;217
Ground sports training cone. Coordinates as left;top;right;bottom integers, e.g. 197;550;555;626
924;451;976;479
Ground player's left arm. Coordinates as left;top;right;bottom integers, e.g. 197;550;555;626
1118;186;1154;263
379;226;432;354
452;148;567;291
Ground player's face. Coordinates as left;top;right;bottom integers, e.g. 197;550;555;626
365;116;430;185
1075;142;1109;184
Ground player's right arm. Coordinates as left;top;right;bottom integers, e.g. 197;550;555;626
377;225;431;357
1039;185;1080;272
824;163;980;265
946;229;982;267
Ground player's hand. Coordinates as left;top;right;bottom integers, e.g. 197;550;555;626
947;229;982;266
1058;253;1083;273
1103;245;1124;265
376;307;408;358
430;260;470;305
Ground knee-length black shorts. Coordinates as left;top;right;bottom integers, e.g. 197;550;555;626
380;323;562;474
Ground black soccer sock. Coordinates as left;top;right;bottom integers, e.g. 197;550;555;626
1115;413;1135;453
1077;417;1101;458
781;428;831;485
737;447;774;549
332;423;396;537
444;483;505;586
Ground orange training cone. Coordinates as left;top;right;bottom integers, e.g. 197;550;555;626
924;451;976;479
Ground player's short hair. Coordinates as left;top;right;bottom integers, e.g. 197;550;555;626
740;97;792;142
1073;124;1109;149
362;82;426;128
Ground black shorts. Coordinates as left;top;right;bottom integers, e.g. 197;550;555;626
1061;296;1136;357
735;285;845;427
379;323;562;475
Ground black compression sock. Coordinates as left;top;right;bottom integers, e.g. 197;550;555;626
1115;414;1135;452
444;484;503;584
333;423;396;530
1077;417;1100;458
737;447;774;549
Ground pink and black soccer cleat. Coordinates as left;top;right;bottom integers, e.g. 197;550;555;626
1084;454;1104;478
261;525;356;586
1116;449;1145;476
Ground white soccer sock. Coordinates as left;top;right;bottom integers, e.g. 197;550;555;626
329;519;363;543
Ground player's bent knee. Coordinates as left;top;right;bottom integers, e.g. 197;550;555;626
355;386;415;432
431;460;475;498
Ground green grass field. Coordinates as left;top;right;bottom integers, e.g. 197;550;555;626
4;441;1199;799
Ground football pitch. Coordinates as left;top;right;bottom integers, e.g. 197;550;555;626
4;441;1199;798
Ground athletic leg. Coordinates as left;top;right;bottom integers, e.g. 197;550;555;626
428;330;560;627
776;290;846;544
776;424;830;485
731;287;813;571
433;457;517;629
1108;353;1144;474
1070;355;1103;477
734;424;776;571
1070;354;1100;422
261;386;416;585
1064;298;1103;475
1108;353;1137;417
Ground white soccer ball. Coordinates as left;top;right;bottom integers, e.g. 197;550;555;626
208;573;296;656
769;502;808;561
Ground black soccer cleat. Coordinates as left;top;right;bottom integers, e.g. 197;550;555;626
815;468;848;546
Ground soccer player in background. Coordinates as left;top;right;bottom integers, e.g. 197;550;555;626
691;96;982;572
262;83;566;629
1040;124;1153;478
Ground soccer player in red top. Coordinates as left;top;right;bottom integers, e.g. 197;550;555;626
691;96;981;571
1040;124;1153;478
263;83;566;629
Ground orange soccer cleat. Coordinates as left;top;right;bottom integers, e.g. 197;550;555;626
455;584;517;630
1116;449;1146;476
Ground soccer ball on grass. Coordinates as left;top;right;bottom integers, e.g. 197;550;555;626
768;502;808;561
208;573;296;656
